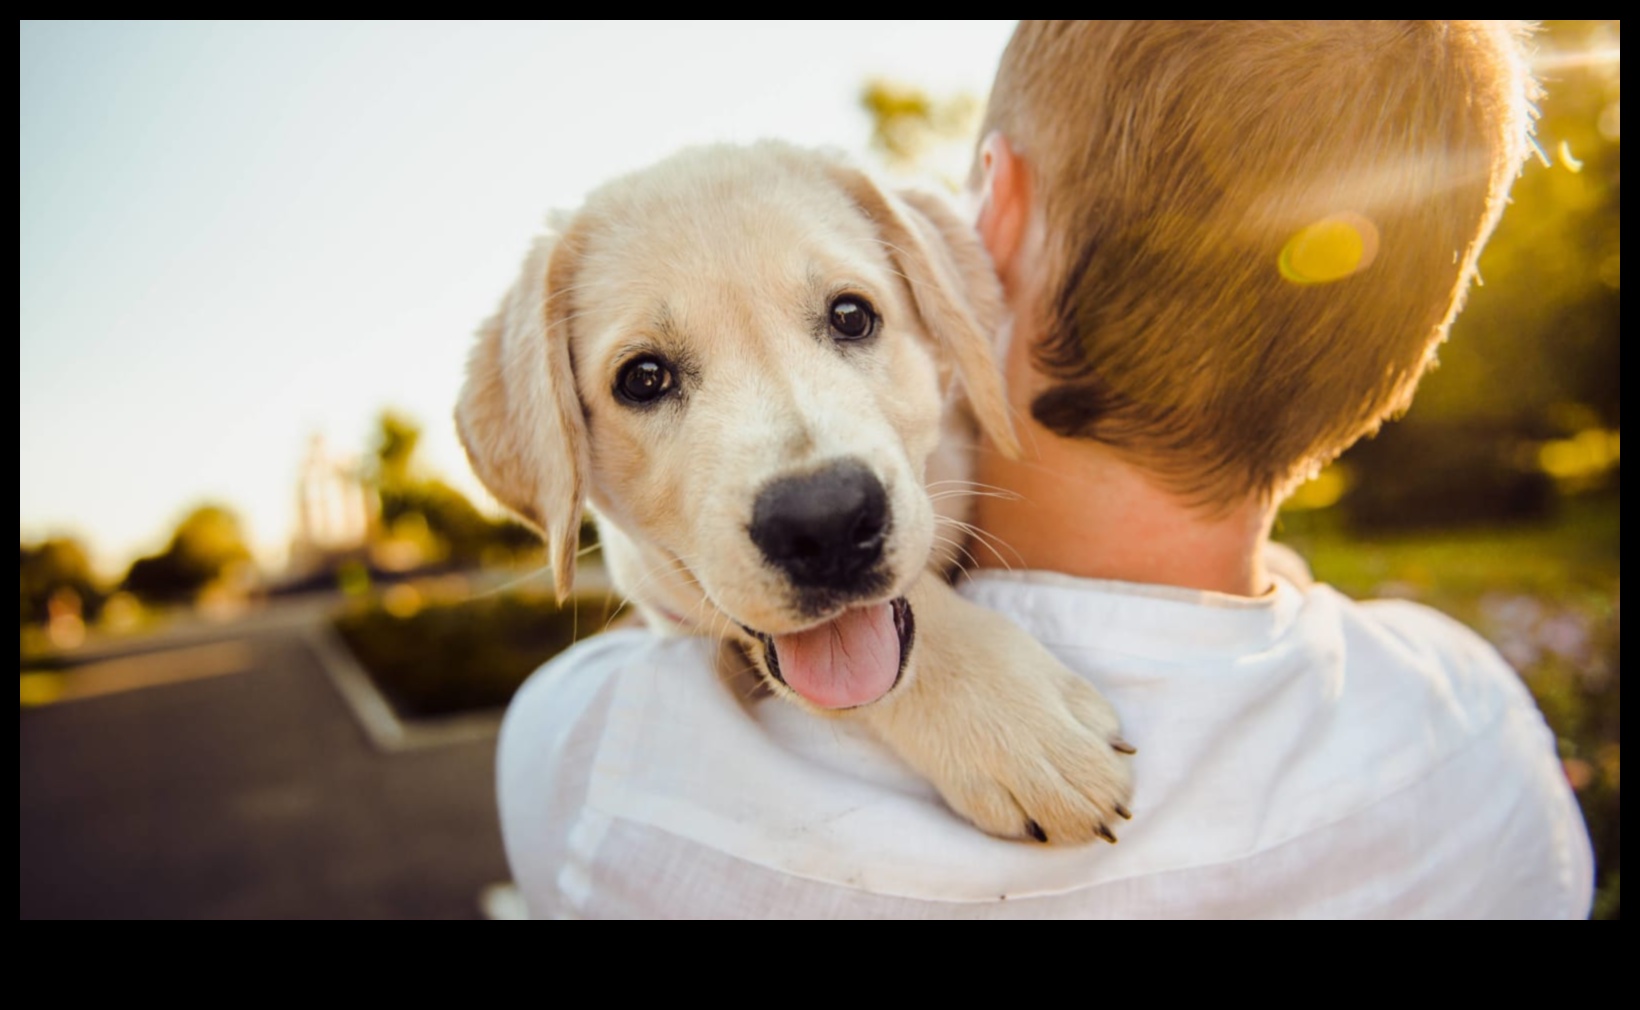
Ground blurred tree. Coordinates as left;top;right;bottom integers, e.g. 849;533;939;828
121;505;252;604
373;409;421;489
860;78;981;182
367;410;539;568
19;537;103;625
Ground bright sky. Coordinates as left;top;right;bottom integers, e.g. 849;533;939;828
19;20;1015;575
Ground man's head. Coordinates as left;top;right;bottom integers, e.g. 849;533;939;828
973;21;1538;509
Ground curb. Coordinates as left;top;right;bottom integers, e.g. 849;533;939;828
304;626;503;753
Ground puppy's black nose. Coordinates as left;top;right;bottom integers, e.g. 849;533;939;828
749;460;889;591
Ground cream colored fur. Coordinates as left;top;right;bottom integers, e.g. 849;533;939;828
457;142;1132;843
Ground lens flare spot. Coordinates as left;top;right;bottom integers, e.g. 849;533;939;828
1278;213;1379;285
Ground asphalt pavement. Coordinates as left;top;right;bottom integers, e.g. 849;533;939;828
19;615;510;919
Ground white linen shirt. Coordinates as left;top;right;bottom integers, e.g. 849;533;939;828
497;571;1594;918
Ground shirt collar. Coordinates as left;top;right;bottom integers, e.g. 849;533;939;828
957;568;1308;660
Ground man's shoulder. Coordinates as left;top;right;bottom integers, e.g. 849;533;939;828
1329;587;1547;727
958;566;1540;723
956;570;1582;865
1345;590;1504;668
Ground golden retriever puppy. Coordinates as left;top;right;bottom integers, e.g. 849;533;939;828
458;142;1133;843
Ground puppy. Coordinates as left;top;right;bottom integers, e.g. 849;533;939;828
458;142;1133;844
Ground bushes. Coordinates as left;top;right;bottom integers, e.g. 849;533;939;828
333;585;624;719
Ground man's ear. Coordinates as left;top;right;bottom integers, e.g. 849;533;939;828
974;131;1033;299
455;224;590;602
825;162;1022;459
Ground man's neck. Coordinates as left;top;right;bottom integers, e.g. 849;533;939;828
969;175;1275;598
971;423;1276;598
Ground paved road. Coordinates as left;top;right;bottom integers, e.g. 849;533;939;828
19;621;510;919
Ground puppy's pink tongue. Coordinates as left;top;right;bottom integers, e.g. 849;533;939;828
772;602;899;709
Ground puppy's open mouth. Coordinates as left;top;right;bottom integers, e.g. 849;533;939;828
744;596;913;710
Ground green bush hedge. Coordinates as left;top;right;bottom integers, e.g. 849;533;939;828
334;588;624;719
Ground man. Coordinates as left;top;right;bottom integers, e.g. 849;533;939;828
498;21;1592;917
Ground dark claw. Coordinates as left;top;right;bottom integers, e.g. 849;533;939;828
1111;739;1138;755
1025;819;1048;843
1096;823;1118;844
1114;803;1133;821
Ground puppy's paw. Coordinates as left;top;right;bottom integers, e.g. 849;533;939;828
929;662;1134;845
859;581;1135;845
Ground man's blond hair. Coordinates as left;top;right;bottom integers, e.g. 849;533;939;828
981;21;1538;507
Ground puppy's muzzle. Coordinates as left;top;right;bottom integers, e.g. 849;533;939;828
749;459;889;594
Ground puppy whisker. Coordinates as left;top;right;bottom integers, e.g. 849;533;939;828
926;478;1023;500
936;514;1026;572
931;531;985;578
475;560;560;599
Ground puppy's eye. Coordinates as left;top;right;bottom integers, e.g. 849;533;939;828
615;356;676;405
828;295;878;342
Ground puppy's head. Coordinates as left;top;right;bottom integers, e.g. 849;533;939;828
458;143;1014;707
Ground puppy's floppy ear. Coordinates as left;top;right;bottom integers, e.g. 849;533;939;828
456;224;590;602
826;166;1021;458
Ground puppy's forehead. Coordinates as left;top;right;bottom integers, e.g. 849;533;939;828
571;146;892;337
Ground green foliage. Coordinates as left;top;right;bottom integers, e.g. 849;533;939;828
333;587;624;718
120;504;251;604
19;537;103;625
1335;422;1559;532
